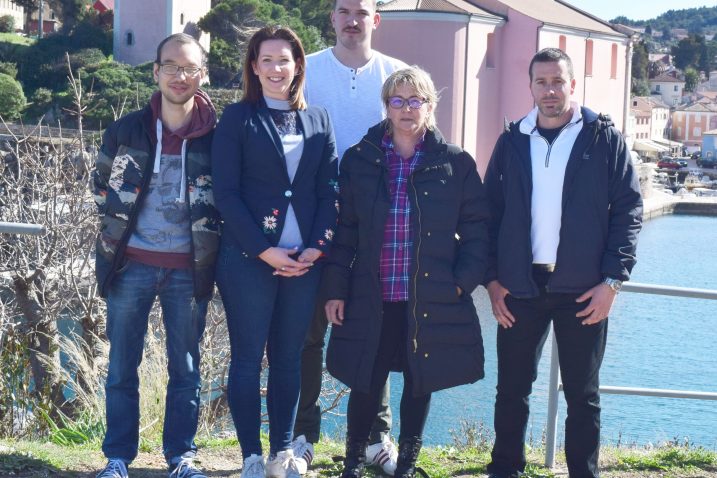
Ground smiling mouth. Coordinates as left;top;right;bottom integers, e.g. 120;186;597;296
268;77;285;83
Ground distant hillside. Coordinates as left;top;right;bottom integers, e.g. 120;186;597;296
612;5;717;35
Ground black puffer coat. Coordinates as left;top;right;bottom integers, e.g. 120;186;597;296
324;122;490;396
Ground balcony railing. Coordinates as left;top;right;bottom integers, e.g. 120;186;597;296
544;281;717;467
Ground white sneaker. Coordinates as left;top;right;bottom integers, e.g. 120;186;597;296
365;436;398;476
266;449;302;478
241;454;266;478
290;435;314;474
96;459;129;478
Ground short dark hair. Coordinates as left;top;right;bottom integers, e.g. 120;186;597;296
242;25;307;110
529;48;574;81
155;33;207;67
333;0;377;10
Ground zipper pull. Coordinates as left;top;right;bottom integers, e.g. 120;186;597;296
412;339;418;353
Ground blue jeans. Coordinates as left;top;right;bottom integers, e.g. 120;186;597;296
102;260;208;464
217;241;321;458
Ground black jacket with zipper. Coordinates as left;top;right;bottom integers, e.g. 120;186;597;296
483;106;643;298
324;122;490;396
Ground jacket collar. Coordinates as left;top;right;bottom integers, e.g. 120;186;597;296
518;101;583;136
361;121;448;159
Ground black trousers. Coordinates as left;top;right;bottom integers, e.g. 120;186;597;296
294;292;392;444
346;301;431;443
488;270;608;478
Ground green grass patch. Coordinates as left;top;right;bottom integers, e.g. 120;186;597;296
615;445;717;472
0;32;35;46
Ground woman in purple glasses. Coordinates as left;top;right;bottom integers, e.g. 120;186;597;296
322;66;490;478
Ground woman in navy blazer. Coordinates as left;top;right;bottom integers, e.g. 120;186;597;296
211;26;338;478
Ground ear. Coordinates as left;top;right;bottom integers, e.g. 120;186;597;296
570;77;576;94
251;61;258;76
153;63;160;82
373;12;380;29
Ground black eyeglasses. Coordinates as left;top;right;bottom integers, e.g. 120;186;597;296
159;64;203;77
387;96;427;110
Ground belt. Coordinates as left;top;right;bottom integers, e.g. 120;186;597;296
532;263;556;273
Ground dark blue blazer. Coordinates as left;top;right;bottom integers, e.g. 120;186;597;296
212;100;339;257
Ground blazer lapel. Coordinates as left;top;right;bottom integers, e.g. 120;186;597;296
292;108;314;183
256;104;291;182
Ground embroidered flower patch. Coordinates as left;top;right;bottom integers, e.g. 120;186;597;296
263;216;277;233
324;229;334;241
329;179;339;194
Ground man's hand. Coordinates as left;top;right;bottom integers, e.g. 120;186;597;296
575;283;617;325
258;247;311;277
487;280;515;328
297;247;322;264
325;299;345;325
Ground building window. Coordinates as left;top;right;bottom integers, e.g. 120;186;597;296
674;85;678;92
656;84;661;92
694;127;701;137
610;43;618;79
486;32;495;69
677;127;682;137
585;39;593;76
126;31;134;46
559;35;566;52
180;13;184;25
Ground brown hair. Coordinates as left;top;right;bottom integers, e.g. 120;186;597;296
242;25;307;110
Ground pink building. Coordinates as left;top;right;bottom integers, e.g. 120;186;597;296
374;0;632;174
671;102;717;150
113;0;210;66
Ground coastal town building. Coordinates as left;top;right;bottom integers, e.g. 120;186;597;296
373;0;632;173
0;0;23;31
630;96;674;158
671;101;717;150
649;72;685;107
113;0;210;66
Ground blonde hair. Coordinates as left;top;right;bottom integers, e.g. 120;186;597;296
381;66;439;132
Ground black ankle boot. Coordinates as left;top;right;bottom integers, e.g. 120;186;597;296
395;437;428;478
340;437;368;478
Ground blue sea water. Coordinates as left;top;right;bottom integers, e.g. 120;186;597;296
323;214;717;449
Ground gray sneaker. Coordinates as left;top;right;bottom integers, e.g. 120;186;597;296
96;459;128;478
168;458;206;478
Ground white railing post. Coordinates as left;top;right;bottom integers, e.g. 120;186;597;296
544;333;561;468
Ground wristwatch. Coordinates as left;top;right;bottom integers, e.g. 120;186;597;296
603;277;623;292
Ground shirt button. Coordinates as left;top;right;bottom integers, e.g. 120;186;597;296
284;190;292;198
424;191;429;196
375;159;381;163
427;231;431;237
423;312;428;318
424;353;429;358
424;272;429;277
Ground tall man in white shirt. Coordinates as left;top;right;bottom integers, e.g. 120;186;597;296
291;0;407;475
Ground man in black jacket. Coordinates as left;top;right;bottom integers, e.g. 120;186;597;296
483;48;642;478
92;33;219;478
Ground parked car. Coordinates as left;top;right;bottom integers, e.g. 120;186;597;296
697;155;717;169
675;158;689;168
657;158;682;170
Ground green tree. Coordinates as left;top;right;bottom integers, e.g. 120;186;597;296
0;72;26;120
632;41;649;80
0;15;15;33
672;35;704;70
684;67;699;92
631;78;650;96
199;0;327;86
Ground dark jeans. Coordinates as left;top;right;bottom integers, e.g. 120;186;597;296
346;302;431;443
217;241;321;458
295;292;392;444
102;261;207;464
488;270;608;478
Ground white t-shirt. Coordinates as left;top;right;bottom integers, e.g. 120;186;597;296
305;48;407;161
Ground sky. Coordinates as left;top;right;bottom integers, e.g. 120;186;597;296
567;0;716;22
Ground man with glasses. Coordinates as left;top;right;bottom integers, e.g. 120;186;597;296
92;33;219;478
292;0;407;475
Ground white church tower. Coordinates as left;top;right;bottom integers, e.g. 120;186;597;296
113;0;210;66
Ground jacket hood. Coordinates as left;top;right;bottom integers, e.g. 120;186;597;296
149;88;217;140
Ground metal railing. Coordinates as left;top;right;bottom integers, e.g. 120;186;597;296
0;221;45;235
544;281;717;467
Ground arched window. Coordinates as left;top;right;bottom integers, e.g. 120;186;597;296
126;31;134;46
559;35;566;52
180;13;185;25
